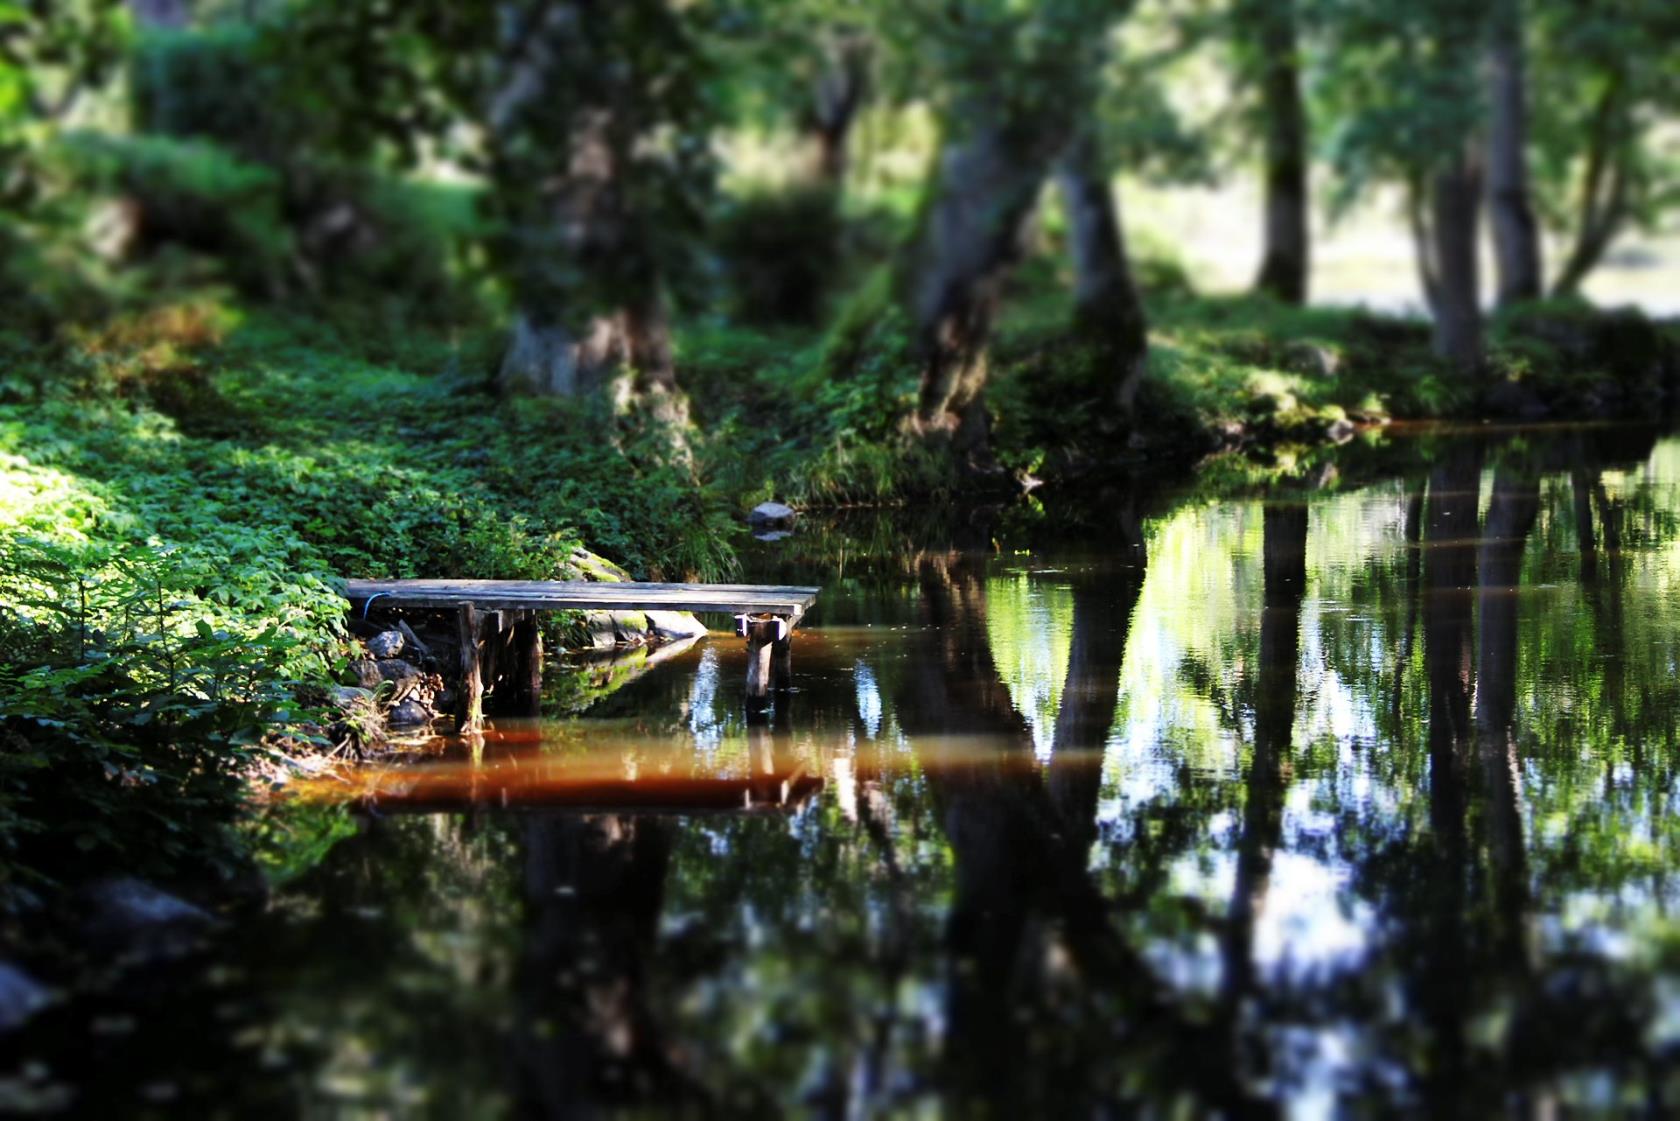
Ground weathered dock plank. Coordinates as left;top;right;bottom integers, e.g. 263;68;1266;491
344;578;820;617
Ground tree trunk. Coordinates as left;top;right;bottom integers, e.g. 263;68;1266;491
516;813;708;1112
904;112;1062;463
1056;128;1149;414
1485;0;1543;307
810;33;870;185
1430;149;1484;371
1549;75;1628;298
1416;448;1482;1108
489;4;685;425
1242;0;1310;304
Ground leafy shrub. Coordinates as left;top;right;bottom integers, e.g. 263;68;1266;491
0;447;345;906
58;131;294;296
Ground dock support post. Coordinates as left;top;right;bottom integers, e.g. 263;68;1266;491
737;614;789;699
498;611;543;715
772;633;793;692
456;603;483;732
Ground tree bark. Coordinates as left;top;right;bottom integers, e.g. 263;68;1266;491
1485;0;1543;307
1242;0;1310;304
1429;148;1484;371
1056;128;1149;414
489;4;684;424
904;111;1063;462
1550;74;1628;298
810;33;870;185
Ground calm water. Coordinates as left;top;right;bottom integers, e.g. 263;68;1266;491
12;424;1680;1118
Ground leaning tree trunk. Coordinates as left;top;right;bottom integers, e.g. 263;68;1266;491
1430;148;1484;371
1056;128;1148;414
1485;0;1542;307
904;111;1064;464
1549;74;1630;299
1242;0;1310;304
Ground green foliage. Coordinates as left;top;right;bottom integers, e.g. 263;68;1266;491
0;439;346;904
1315;0;1490;211
0;310;740;902
1528;0;1680;289
61;130;292;293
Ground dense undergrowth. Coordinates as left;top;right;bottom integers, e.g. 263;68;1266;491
0;304;733;908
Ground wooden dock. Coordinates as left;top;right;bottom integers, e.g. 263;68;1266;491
343;578;820;729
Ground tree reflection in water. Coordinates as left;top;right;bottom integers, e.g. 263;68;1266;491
22;426;1680;1117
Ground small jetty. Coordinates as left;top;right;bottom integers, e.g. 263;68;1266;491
343;579;821;729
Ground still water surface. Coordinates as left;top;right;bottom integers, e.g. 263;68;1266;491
18;424;1680;1117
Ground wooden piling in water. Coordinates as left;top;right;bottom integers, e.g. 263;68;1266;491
737;614;789;698
456;602;483;732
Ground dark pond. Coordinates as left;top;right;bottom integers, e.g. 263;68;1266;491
11;423;1680;1118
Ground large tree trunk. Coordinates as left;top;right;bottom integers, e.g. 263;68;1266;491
1241;0;1310;304
1416;448;1482;1107
904;112;1062;463
1056;129;1149;414
489;4;685;427
1485;0;1543;307
1429;149;1484;371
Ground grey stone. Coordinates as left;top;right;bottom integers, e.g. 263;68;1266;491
366;630;404;658
646;610;707;640
373;658;420;683
753;530;793;542
0;962;50;1032
568;548;633;582
747;501;797;529
1285;342;1342;378
329;686;374;711
1325;418;1357;444
612;611;650;643
584;611;618;650
78;878;214;959
347;659;383;690
387;699;433;727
